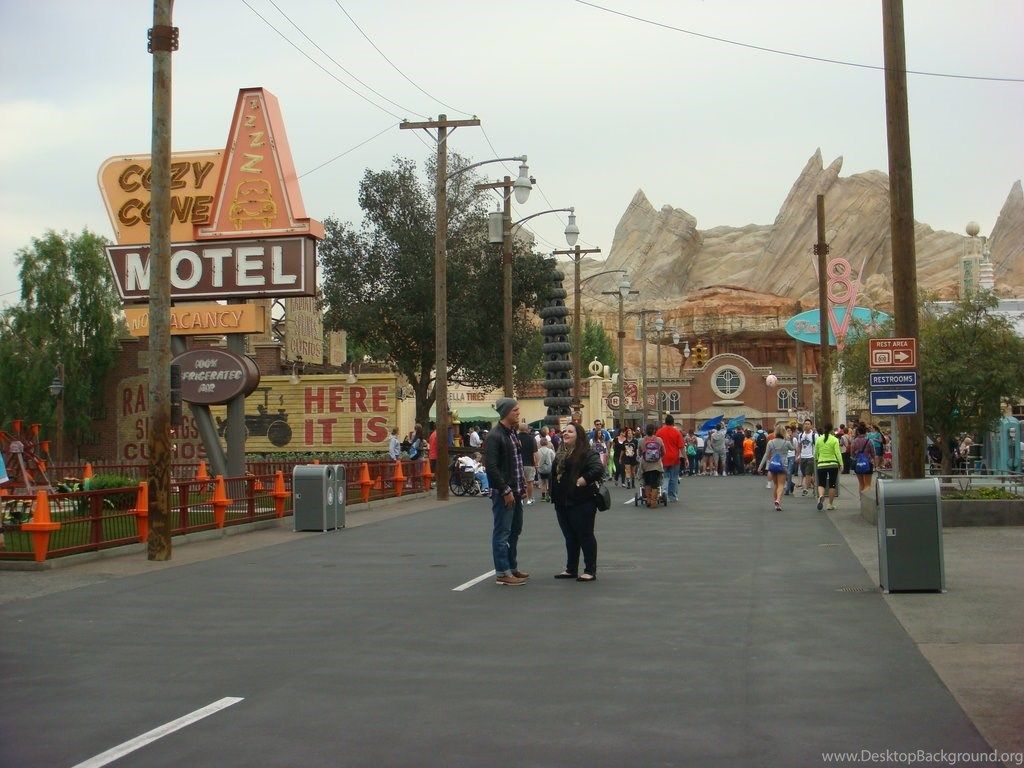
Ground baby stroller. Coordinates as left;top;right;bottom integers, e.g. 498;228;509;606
634;470;667;508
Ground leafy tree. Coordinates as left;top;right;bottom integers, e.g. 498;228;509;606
318;155;554;425
838;292;1024;472
0;229;124;459
580;317;616;374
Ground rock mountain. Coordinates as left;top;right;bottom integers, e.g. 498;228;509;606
579;150;1024;313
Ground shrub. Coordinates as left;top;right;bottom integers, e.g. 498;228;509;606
942;487;1021;500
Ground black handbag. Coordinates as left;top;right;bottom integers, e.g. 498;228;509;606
593;482;611;511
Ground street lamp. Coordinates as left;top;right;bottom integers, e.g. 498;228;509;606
48;362;65;467
603;275;639;432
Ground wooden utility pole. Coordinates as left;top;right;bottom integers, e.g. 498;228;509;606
400;114;479;500
146;0;176;560
815;194;832;428
552;245;601;413
882;0;925;478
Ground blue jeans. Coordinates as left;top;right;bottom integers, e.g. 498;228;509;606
491;493;524;575
662;463;680;500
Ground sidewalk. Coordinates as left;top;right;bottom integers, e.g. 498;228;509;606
829;472;1024;758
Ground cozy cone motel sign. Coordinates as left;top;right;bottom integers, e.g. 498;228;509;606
100;87;323;304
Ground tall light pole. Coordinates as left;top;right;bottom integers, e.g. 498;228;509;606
632;309;662;428
475;165;534;397
400;114;484;500
48;363;65;467
551;245;603;413
603;276;639;432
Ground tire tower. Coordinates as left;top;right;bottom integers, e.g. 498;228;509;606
540;267;573;428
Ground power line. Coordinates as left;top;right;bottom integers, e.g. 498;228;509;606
239;0;405;119
333;1;478;115
575;0;1024;83
299;122;400;178
264;0;428;118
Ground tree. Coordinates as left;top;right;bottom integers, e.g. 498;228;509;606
580;317;616;374
838;292;1024;472
318;155;554;425
0;229;124;459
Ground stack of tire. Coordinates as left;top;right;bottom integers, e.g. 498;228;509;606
540;266;572;429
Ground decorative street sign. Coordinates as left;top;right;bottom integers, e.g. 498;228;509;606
784;307;890;346
870;389;918;415
868;338;917;369
869;371;918;388
606;393;621;409
123;302;267;337
172;348;261;404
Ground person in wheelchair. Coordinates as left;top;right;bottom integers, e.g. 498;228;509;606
452;453;488;496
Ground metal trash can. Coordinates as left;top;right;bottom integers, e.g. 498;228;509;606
293;465;339;532
876;478;945;593
333;464;346;529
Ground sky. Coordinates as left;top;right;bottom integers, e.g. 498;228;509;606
1;0;1022;309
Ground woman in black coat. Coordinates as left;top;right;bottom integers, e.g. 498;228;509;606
550;421;605;582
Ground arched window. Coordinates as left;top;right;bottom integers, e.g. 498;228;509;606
658;391;669;411
791;388;800;407
778;388;790;410
668;391;680;412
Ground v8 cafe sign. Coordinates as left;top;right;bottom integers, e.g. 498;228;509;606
868;338;916;369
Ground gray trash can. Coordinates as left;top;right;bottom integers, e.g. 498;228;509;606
333;464;346;529
876;478;945;593
293;465;339;532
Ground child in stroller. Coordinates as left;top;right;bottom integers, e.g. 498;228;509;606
635;425;668;508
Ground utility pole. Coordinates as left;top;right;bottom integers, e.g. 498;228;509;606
400;114;480;500
551;245;602;414
815;194;832;428
882;0;925;478
147;0;176;561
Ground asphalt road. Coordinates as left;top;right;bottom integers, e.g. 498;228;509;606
0;476;1003;767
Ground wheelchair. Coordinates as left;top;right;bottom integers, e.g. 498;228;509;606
448;460;483;497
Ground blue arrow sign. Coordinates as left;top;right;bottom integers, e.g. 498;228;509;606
870;389;918;415
870;372;918;388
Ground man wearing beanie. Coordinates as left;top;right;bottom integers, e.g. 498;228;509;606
484;397;530;586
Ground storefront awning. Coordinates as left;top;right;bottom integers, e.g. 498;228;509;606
428;405;498;421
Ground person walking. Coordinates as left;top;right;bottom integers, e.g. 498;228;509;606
550;422;604;582
851;423;876;494
656;414;684;501
611;429;628;487
709;424;728;477
814;422;843;511
484;398;530;586
621;427;639;488
387;427;401;461
797;419;817;495
537;437;556;502
518;421;539;505
759;424;791;511
638;424;666;508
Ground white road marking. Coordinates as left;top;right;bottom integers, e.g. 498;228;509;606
70;697;244;768
453;570;496;591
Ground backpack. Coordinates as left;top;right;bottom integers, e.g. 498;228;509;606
767;453;785;474
408;439;419;459
643;438;662;463
854;452;871;474
686;443;697;457
755;431;768;451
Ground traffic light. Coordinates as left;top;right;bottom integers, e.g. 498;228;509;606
693;342;707;367
170;364;183;428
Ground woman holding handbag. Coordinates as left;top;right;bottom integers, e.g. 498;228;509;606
550;422;605;582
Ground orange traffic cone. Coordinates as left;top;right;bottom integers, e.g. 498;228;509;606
22;489;61;562
359;462;372;504
196;460;210;482
270;470;287;518
133;481;149;543
421;459;433;493
212;475;233;528
393;460;406;497
83;462;94;481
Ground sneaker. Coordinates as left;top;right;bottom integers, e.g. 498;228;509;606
816;496;824;511
801;489;809;496
495;575;526;586
765;482;772;489
511;569;530;579
774;500;782;511
827;503;835;511
525;499;535;505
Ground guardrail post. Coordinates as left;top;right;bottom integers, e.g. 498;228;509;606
21;489;61;563
133;481;149;542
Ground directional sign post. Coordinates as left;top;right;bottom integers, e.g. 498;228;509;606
870;389;918;415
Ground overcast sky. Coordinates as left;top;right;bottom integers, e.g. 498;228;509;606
1;0;1021;308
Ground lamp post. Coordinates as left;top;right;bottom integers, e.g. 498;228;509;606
475;166;534;397
633;309;663;428
650;319;679;421
48;363;65;467
602;276;639;432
